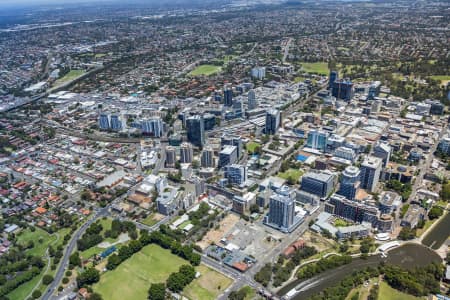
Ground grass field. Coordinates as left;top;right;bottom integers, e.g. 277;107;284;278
299;62;329;75
54;69;85;86
140;214;160;227
94;244;187;300
183;265;232;300
429;75;450;86
278;169;303;182
377;281;421;300
17;227;56;257
246;142;261;154
189;64;221;76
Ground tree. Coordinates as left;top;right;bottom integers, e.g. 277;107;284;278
32;290;42;299
90;293;103;300
148;283;166;300
77;267;100;287
69;251;81;267
42;274;54;285
166;272;185;292
428;206;443;220
106;254;122;270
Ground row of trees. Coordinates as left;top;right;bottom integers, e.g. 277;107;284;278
0;267;41;296
297;255;352;280
148;265;196;299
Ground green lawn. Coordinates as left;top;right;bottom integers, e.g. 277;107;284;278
94;244;187;300
189;64;221;76
429;75;450;86
278;169;303;182
179;220;192;230
141;214;160;227
299;62;329;75
17;227;56;257
378;281;421;300
246;142;261;154
54;69;85;86
7;263;47;300
334;219;351;227
81;246;104;260
183;265;232;300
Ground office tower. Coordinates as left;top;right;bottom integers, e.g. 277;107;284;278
192;177;206;197
326;194;381;228
428;100;444;115
337;166;360;200
141;118;163;137
438;134;450;155
203;113;216;131
360;156;382;193
224;164;247;185
306;129;329;151
334;146;356;162
233;100;244;118
331;79;353;101
110;114;123;131
224;85;233;107
221;134;242;158
300;171;335;198
186;115;205;147
329;70;338;89
219;145;238;167
251;67;266;80
265;186;301;233
214;90;222;102
248;90;257;110
265;108;280;135
373;142;391;167
368;81;381;100
165;146;177;168
180;142;193;164
201;147;215;168
98;113;110;130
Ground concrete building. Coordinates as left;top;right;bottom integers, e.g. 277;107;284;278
300;171;335;198
265;108;280;135
251;67;266;80
201;147;215;168
373;142;391;167
180;142;194;164
265;186;303;233
337;166;360;200
334;146;356;162
98;113;110;130
232;192;256;215
224;164;247;185
219;145;238;168
110;114;123;131
248;90;258;110
221;135;243;158
165;146;177;168
360;156;382;192
141;118;163;137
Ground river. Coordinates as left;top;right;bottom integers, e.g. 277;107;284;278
277;243;442;299
422;212;450;249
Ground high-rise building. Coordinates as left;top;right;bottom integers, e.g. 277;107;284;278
99;113;110;130
251;67;266;80
306;130;329;151
360;156;382;192
203;113;216;131
224;164;247;185
331;79;353;101
233;100;244;118
265;109;280;135
221;135;242;158
201;147;215;168
329;70;338;89
224;86;233;107
265;186;302;233
186;115;205;148
373;142;391;167
248;90;258;110
368;81;381;100
110;114;123;131
334;146;356;162
438;135;450;155
300;171;335;198
428;100;444;115
219;145;238;167
141;118;163;137
165;146;177;168
337;166;360;200
180;142;193;164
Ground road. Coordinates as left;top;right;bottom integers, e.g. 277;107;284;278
282;38;293;64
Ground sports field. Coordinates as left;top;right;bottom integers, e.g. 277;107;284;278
299;62;329;75
183;265;232;300
93;244;187;300
54;69;85;86
377;281;421;300
189;64;221;76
